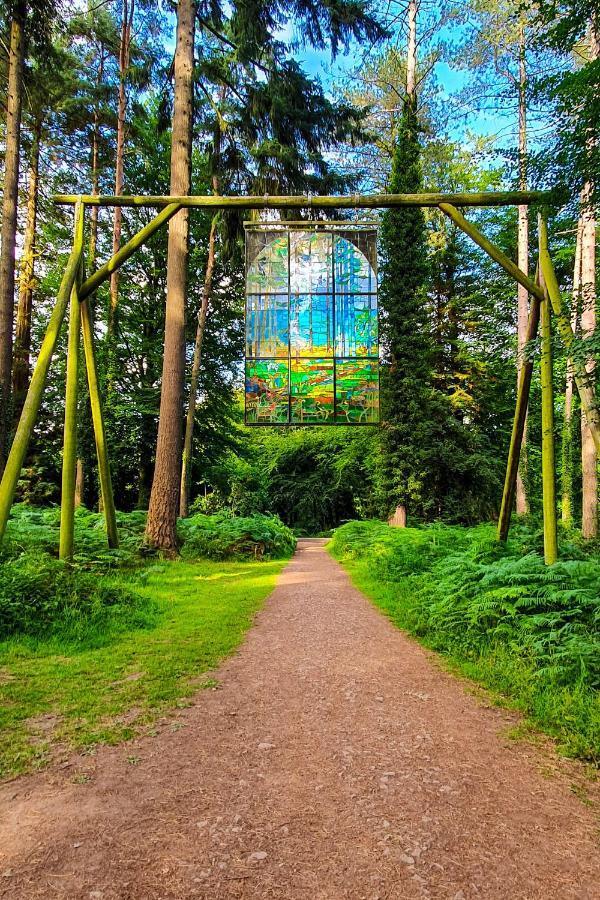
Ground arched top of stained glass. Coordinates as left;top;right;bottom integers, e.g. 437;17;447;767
246;229;377;295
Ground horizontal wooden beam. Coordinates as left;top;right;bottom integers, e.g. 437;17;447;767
53;190;558;209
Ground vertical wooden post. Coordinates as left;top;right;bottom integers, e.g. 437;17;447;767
538;213;558;564
0;201;84;544
80;296;119;548
497;281;540;542
59;263;83;559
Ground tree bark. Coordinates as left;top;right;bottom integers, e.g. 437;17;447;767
145;0;195;551
109;0;134;337
516;20;529;515
179;215;217;517
562;217;582;526
406;0;417;103
13;116;41;419
74;458;85;508
580;181;597;538
0;2;26;474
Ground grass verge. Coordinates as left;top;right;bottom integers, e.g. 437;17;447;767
330;520;600;764
0;557;286;779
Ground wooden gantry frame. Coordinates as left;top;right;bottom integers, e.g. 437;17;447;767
0;189;596;565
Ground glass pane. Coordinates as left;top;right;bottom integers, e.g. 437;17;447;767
290;232;333;294
245;360;289;424
246;294;289;358
334;236;376;294
246;234;289;294
291;359;334;423
335;294;378;356
290;293;334;357
335;360;379;424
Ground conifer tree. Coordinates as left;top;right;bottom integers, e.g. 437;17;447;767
379;100;432;520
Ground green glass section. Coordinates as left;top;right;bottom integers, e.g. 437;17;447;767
245;360;289;424
335;359;379;424
290;359;334;424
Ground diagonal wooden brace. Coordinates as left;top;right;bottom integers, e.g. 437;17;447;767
79;202;181;300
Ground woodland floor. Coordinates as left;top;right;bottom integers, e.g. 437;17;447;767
1;539;600;899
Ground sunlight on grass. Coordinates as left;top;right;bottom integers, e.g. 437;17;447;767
0;558;286;779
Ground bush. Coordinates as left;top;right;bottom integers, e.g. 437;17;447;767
179;512;296;560
331;519;600;760
0;554;156;642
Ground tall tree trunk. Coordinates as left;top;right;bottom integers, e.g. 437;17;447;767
0;2;26;474
516;20;530;515
179;215;217;517
562;218;583;526
12;116;41;419
580;181;597;538
109;0;134;337
579;17;599;538
88;51;105;267
406;0;417;105
145;0;195;551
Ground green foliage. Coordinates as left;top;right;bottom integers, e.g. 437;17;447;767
331;520;600;760
0;504;294;639
0;555;154;642
178;512;296;560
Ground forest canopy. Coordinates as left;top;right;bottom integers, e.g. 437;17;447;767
0;0;598;545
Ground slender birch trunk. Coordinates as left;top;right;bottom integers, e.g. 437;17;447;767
179;215;217;517
562;218;583;526
0;2;26;473
516;20;530;515
145;0;196;551
109;0;134;338
580;181;597;538
13;117;41;419
579;18;599;538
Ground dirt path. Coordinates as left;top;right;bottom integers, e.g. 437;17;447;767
1;540;599;899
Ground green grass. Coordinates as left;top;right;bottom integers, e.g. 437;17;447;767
330;520;600;764
0;557;286;779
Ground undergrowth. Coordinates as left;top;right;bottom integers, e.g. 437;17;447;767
0;504;294;640
330;519;600;763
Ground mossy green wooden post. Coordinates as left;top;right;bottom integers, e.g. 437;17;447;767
59;259;83;560
538;219;600;455
538;214;558;565
80;295;119;548
0;201;84;544
497;278;540;542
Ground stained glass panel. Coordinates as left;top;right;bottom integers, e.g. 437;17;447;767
290;232;333;294
245;226;379;425
246;295;289;358
246;233;289;294
335;294;378;356
290;359;335;423
245;360;289;424
334;236;376;294
290;293;334;357
335;360;379;424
